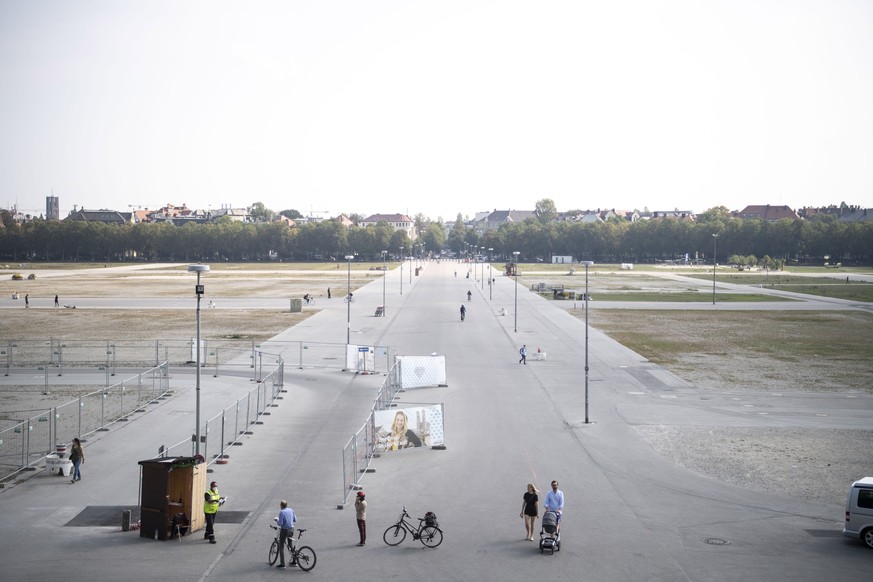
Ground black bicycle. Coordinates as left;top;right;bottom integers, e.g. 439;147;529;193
268;525;316;571
383;507;443;548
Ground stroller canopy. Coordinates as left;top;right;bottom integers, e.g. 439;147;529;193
541;511;558;533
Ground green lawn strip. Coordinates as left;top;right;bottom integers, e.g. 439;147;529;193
543;292;795;302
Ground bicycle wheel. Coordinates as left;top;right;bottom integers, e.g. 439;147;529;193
268;539;279;565
295;546;317;571
383;524;407;546
419;526;443;548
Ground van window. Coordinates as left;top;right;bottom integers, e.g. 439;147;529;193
859;490;873;509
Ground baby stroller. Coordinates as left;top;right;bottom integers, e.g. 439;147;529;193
539;511;561;554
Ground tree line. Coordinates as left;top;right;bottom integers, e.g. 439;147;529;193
1;211;871;264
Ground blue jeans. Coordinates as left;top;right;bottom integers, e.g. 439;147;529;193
72;459;81;480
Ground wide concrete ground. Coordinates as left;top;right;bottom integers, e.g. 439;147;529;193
0;261;870;581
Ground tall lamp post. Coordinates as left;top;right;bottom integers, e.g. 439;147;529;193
399;246;404;295
480;247;485;290
187;264;210;455
488;247;493;299
409;246;413;284
345;255;354;344
712;233;718;305
381;250;387;317
580;261;594;424
513;251;520;332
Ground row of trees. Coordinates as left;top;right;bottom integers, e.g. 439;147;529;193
2;211;871;264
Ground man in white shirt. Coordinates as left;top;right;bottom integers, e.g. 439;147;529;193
543;480;564;533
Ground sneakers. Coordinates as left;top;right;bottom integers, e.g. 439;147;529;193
357;542;365;546
276;564;285;568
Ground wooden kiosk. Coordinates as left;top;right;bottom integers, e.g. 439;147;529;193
138;456;206;540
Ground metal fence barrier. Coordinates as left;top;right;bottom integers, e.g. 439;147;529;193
157;351;286;467
0;362;170;482
340;359;403;506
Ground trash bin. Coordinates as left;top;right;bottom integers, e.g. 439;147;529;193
289;298;303;313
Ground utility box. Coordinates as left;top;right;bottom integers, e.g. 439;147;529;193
138;456;206;540
289;298;303;313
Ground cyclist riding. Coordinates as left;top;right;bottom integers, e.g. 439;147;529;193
467;290;472;301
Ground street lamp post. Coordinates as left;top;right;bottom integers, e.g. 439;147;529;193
513;251;520;332
580;261;594;424
381;250;387;317
488;247;493;299
480;247;485;290
399;246;403;295
187;264;210;455
712;233;718;305
345;255;354;344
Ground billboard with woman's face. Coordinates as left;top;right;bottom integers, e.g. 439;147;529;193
374;405;444;451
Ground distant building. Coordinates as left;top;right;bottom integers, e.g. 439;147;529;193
65;208;133;224
46;195;60;221
837;207;873;222
359;213;416;240
734;205;798;221
639;210;696;220
472;209;537;236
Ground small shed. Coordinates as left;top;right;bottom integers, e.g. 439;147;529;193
138;456;207;540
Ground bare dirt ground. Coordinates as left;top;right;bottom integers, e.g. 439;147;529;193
580;306;873;507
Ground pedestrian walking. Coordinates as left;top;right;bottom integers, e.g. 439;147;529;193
24;294;29;308
519;344;527;364
544;480;564;534
520;483;539;541
327;287;331;299
69;437;84;483
204;481;225;543
54;294;59;307
275;500;297;567
355;491;367;546
460;304;466;321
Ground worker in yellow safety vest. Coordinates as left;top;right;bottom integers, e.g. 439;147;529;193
204;481;224;543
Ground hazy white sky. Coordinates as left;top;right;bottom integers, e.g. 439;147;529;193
2;0;871;222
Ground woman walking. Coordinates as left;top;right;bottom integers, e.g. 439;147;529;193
520;483;539;540
69;438;85;483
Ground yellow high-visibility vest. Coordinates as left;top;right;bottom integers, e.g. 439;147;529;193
204;489;220;514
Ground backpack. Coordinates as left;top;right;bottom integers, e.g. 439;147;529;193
424;511;438;527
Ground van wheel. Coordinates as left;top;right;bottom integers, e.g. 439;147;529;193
863;528;873;549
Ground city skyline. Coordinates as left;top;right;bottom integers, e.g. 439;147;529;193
2;1;872;222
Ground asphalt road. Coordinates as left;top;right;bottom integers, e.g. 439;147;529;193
0;261;870;581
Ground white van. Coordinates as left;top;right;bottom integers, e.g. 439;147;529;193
842;477;873;549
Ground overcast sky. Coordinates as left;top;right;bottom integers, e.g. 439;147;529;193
2;0;871;222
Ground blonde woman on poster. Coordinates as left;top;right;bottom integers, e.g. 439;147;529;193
387;410;422;450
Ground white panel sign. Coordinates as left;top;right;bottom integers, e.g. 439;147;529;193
397;355;447;388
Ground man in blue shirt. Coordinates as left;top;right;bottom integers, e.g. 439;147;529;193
544;480;564;533
276;500;297;568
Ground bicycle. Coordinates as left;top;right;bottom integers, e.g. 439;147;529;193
382;507;443;548
344;294;355;303
268;525;316;571
303;296;316;305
